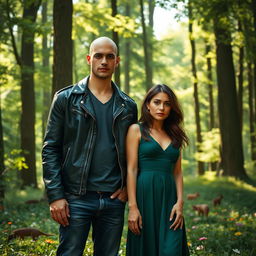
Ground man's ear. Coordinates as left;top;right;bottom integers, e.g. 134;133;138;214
115;56;120;67
86;55;91;64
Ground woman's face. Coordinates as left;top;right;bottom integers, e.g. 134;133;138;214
147;92;171;121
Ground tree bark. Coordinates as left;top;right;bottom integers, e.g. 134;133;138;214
0;96;5;206
52;0;73;95
237;20;244;132
188;3;204;175
139;0;152;91
248;62;256;161
205;42;217;171
148;0;154;87
252;0;256;162
20;0;41;188
213;17;247;179
205;43;215;130
124;3;130;95
111;0;120;87
42;0;51;137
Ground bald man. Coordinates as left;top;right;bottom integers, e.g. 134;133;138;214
42;37;138;256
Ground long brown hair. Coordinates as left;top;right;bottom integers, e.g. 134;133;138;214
139;84;189;148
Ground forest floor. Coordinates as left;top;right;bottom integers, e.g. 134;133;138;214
0;172;256;256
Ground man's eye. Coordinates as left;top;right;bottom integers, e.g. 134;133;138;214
107;54;115;59
94;54;102;59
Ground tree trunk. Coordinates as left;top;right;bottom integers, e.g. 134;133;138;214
139;0;152;91
213;17;247;179
111;0;120;87
52;0;73;95
124;3;130;95
42;0;51;137
20;0;41;188
205;43;215;130
237;20;244;132
148;0;154;87
205;42;217;171
252;0;256;162
248;62;256;161
0;96;5;207
188;3;204;175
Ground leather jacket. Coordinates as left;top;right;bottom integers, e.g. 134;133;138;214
42;76;138;204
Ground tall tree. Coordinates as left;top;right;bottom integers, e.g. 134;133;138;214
205;41;218;171
248;62;256;161
188;2;204;175
42;0;51;136
251;0;256;162
124;3;131;94
7;0;41;187
111;0;120;86
213;5;247;179
0;94;5;206
20;0;41;187
52;0;73;95
139;0;152;91
237;20;244;131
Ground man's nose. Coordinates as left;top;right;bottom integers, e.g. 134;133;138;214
101;56;107;65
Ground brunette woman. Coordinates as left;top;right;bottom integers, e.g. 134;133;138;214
126;84;189;256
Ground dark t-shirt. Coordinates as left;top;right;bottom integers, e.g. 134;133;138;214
86;90;121;192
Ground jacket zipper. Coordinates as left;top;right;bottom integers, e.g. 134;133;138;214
79;105;96;194
112;106;125;188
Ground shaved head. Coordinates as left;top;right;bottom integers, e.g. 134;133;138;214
89;37;118;55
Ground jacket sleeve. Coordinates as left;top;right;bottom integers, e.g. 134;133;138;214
42;92;65;204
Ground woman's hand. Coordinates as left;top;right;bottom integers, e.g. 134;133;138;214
128;207;143;235
169;202;184;230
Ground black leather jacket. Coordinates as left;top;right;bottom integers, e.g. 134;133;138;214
42;76;137;204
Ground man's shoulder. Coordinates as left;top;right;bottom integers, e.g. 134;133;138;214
55;85;74;96
119;90;136;105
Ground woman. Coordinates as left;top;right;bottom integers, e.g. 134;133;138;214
126;84;189;256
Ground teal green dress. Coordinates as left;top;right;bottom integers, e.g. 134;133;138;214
126;131;189;256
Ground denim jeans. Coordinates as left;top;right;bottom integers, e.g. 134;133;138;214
56;191;126;256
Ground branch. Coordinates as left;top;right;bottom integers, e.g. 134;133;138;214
6;0;22;66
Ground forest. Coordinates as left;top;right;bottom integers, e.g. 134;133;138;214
0;0;256;255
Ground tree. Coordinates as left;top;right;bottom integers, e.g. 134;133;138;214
52;0;73;95
124;3;131;94
42;0;51;136
139;0;153;91
188;1;205;175
111;0;121;86
0;95;5;206
6;0;41;187
213;5;247;179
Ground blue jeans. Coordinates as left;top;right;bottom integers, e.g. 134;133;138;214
56;191;125;256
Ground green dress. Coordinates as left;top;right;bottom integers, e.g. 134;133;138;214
126;131;190;256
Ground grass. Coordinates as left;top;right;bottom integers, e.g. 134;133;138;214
1;172;256;256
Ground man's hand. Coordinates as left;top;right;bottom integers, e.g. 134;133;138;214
110;187;128;202
50;199;70;227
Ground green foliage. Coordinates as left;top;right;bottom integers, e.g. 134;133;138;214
195;128;220;163
73;2;138;39
5;149;28;172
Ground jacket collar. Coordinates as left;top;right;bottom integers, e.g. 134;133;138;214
71;76;127;101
